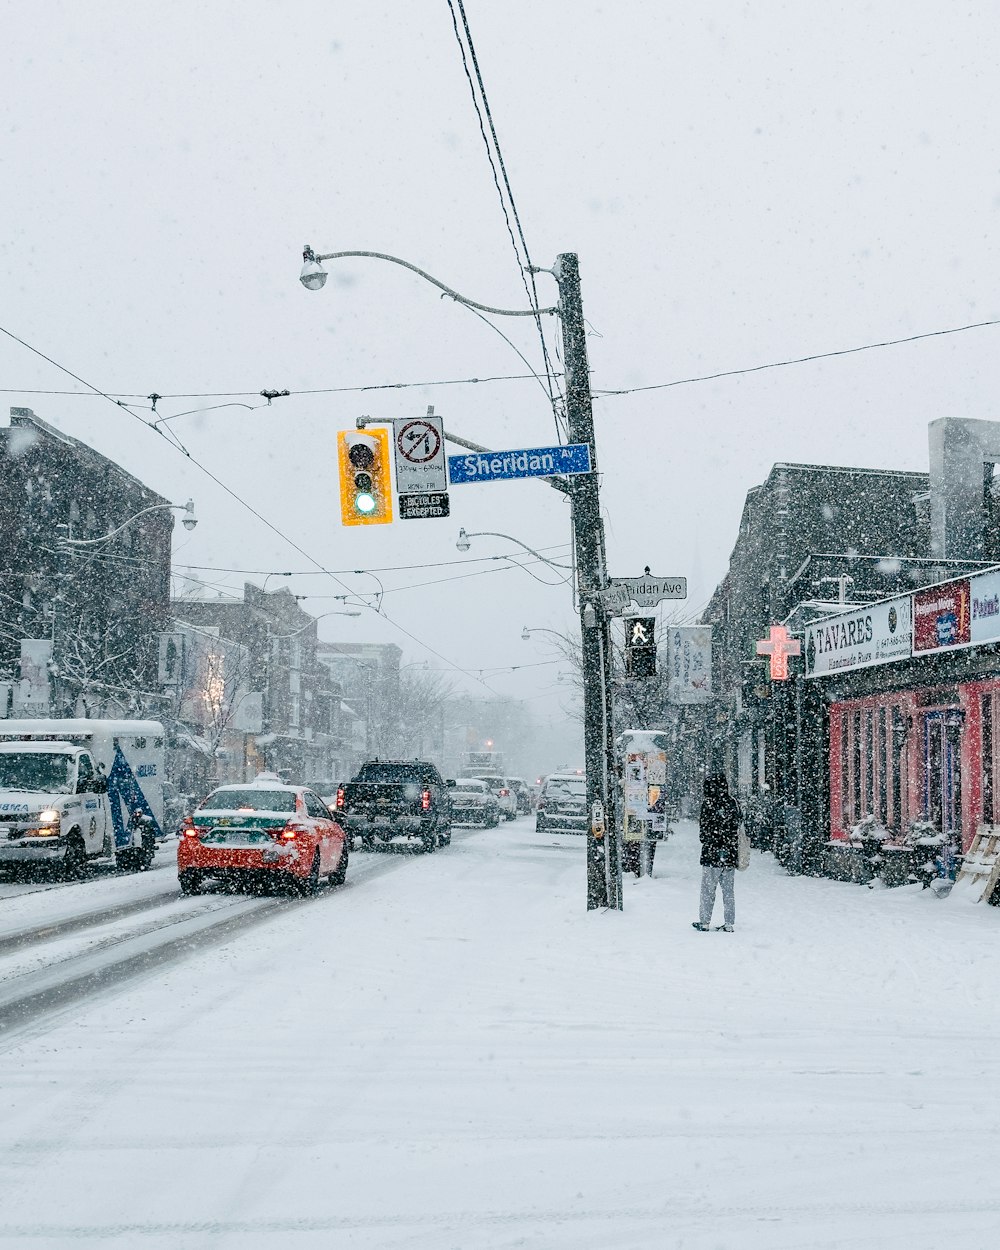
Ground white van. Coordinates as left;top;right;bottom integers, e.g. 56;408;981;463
0;719;165;877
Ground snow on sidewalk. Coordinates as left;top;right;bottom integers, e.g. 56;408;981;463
0;819;999;1250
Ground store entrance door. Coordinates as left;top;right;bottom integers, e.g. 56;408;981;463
924;709;964;860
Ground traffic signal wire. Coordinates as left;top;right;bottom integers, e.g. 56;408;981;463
0;373;555;402
0;321;505;695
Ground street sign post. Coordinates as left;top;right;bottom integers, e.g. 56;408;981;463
393;416;447;492
447;442;592;485
392;415;449;520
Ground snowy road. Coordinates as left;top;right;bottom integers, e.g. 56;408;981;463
1;818;999;1249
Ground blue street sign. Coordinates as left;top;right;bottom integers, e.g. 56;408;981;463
447;442;592;485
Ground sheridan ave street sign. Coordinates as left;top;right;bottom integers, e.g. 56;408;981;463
447;442;592;485
606;574;687;611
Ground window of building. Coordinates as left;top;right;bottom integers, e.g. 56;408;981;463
852;710;862;825
983;691;995;827
840;713;849;826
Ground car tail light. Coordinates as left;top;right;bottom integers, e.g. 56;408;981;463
182;817;204;838
499;788;510;797
421;788;431;811
281;823;307;840
336;786;345;809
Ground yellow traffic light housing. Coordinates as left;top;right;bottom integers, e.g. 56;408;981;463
338;429;394;526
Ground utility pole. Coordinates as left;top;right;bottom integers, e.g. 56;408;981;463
552;253;621;910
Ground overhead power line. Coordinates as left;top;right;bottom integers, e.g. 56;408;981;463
5;316;996;415
0;372;552;402
593;317;1000;398
444;0;564;439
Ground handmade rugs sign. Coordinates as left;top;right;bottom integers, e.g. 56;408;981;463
804;596;912;677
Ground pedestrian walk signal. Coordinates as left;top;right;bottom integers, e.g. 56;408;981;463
338;429;393;526
625;617;657;678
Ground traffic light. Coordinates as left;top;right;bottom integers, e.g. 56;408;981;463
625;617;657;678
337;429;393;526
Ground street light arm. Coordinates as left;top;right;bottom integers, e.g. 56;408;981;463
303;246;557;318
268;609;362;641
59;501;194;546
522;626;570;642
458;528;574;570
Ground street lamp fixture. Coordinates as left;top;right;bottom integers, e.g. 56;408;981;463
59;499;198;546
299;257;327;291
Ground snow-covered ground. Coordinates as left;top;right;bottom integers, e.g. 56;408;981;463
1;819;999;1249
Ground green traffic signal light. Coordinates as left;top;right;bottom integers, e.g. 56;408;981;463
338;428;394;526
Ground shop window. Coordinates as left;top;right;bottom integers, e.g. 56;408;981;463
878;706;888;824
983;692;994;826
852;710;862;825
840;714;849;827
891;707;905;829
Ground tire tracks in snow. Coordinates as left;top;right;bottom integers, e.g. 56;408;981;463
0;834;475;1046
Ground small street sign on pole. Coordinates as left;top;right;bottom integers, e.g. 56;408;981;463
447;442;592;485
604;570;687;614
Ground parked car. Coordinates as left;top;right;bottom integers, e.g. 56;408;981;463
335;759;452;852
535;772;588;833
178;779;348;895
508;777;532;815
449;778;501;827
469;775;518;821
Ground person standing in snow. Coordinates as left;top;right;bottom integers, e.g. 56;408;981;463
693;774;741;932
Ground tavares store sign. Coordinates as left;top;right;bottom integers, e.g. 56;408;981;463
804;596;912;677
803;565;1000;678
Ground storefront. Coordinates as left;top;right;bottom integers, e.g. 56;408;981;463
805;570;1000;855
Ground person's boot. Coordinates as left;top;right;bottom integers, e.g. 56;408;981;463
691;922;710;931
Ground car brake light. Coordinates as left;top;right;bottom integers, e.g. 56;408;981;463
499;788;510;797
281;824;303;840
421;788;431;811
183;822;203;838
336;786;345;809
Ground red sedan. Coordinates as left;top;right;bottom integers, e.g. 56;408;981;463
178;781;348;895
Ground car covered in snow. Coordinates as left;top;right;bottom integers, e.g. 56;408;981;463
177;777;348;895
535;772;588;833
466;775;518;821
448;778;501;827
508;776;532;815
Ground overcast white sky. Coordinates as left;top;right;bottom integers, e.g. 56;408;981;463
2;1;998;721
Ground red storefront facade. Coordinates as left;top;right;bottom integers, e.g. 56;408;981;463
829;677;1000;853
810;569;1000;855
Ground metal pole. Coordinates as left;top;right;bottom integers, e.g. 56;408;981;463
554;253;620;910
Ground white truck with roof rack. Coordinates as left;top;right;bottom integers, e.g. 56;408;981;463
0;719;165;878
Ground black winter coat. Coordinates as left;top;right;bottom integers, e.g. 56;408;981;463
699;783;741;868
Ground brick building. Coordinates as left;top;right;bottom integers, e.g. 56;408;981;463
0;407;172;717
